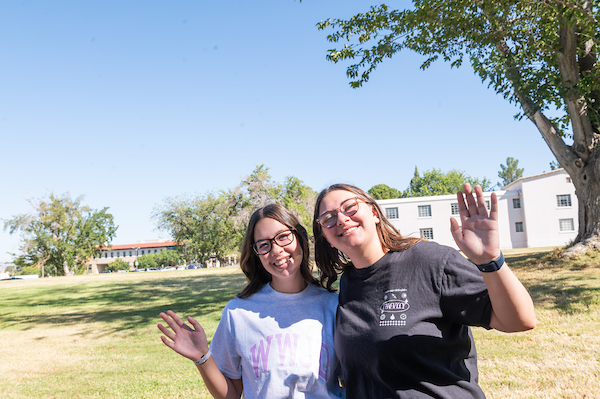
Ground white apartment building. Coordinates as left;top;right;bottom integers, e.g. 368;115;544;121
377;169;578;250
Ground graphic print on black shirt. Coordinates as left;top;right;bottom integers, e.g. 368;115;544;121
379;288;409;327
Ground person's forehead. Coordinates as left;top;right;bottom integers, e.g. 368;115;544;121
320;190;356;211
254;218;288;240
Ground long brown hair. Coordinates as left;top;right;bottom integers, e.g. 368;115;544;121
237;203;336;298
313;184;420;274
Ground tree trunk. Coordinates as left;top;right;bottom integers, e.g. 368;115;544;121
566;157;600;256
500;14;600;255
530;111;600;255
63;260;70;276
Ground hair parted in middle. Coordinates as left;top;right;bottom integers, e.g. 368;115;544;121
237;203;337;298
312;183;420;275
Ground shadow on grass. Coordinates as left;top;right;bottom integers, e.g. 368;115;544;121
0;273;248;337
526;277;600;314
506;252;600;314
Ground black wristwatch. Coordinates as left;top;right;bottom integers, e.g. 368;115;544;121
476;252;504;273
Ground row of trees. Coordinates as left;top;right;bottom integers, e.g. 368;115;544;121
369;158;524;200
154;164;506;264
3;194;117;277
1;163;520;275
152;165;317;266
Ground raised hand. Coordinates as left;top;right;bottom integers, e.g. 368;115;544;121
157;310;210;362
450;183;501;265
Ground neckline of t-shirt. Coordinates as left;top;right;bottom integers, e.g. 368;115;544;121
350;251;395;277
264;281;313;298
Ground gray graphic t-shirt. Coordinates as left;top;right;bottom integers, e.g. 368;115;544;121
211;283;343;399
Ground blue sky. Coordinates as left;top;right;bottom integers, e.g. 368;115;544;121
0;0;558;263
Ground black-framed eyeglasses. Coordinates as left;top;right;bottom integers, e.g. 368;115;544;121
316;197;363;229
252;229;296;255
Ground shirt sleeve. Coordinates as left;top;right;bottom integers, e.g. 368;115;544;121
210;304;243;379
439;247;492;329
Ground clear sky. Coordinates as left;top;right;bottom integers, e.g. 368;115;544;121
0;0;559;263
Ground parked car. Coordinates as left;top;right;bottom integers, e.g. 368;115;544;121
147;267;159;272
186;264;198;269
176;265;186;270
161;266;176;271
100;270;111;273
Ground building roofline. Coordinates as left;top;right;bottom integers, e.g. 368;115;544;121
503;168;566;190
376;189;521;204
101;241;180;251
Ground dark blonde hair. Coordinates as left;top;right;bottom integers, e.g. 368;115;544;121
238;203;336;298
313;184;420;274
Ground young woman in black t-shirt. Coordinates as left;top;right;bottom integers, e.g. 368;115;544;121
313;183;536;399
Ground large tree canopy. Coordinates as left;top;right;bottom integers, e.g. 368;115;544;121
318;1;600;254
3;193;117;276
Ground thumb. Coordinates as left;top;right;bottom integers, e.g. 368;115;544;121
450;218;463;245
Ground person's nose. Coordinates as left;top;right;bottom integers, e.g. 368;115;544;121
270;241;285;254
336;209;351;225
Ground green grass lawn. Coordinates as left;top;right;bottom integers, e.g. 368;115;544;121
1;252;599;398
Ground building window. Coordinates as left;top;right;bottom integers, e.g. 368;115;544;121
513;198;521;209
451;203;459;215
420;228;434;240
141;250;145;255
385;207;399;219
566;177;571;183
515;222;524;232
111;252;114;258
557;194;572;207
129;251;132;256
117;252;120;257
104;253;108;258
154;249;158;253
559;218;575;232
418;205;432;218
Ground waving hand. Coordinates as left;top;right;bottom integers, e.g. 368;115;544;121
157;310;210;362
450;183;501;265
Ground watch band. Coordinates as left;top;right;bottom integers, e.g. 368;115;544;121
476;252;504;273
193;349;212;365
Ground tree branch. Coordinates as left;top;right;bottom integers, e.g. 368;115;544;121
557;18;595;160
542;0;599;25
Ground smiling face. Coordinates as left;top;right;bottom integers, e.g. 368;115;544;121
254;217;305;293
318;189;385;268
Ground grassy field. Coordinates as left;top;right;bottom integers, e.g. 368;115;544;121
1;251;599;398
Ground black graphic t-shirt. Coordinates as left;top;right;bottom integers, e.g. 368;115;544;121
335;240;492;399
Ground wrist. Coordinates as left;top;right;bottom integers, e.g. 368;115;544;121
193;348;212;366
475;252;504;273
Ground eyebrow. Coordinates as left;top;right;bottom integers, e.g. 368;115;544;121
254;228;290;241
318;197;356;218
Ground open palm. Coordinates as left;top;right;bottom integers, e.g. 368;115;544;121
450;184;501;265
157;310;209;362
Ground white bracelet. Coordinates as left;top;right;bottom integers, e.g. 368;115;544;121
193;349;212;365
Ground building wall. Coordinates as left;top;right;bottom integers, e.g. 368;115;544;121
509;170;578;247
376;169;578;250
88;243;178;273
